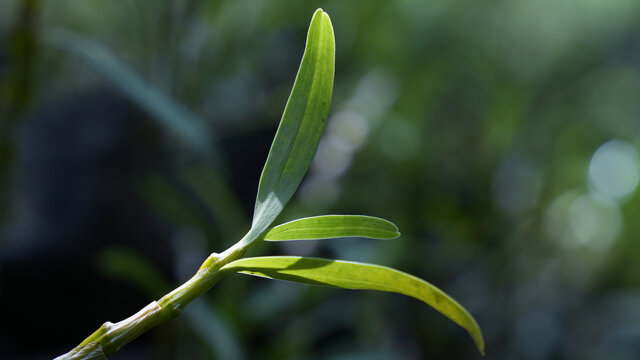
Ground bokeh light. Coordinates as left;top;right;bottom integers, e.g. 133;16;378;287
544;191;622;251
588;140;640;200
568;193;622;251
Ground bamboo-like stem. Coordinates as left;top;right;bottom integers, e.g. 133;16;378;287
54;242;247;360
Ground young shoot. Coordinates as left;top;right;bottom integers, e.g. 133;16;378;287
55;9;484;359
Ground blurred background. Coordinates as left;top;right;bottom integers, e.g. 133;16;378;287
2;0;640;359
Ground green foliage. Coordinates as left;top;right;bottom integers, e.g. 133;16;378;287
47;30;213;156
221;256;484;354
98;247;170;298
54;8;484;359
263;215;400;241
228;8;484;354
4;0;638;358
246;9;335;245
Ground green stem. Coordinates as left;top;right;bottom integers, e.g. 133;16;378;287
54;242;247;360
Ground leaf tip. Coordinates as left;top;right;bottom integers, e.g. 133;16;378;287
384;220;400;239
471;323;486;356
312;8;332;28
312;8;325;19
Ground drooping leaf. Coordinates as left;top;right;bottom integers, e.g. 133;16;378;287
244;9;335;245
263;215;400;241
221;256;485;354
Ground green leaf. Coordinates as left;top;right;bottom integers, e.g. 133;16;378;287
221;256;485;355
45;30;214;157
183;301;245;360
263;215;400;241
244;9;335;245
97;247;170;298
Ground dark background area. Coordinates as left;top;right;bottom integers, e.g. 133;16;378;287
2;1;640;359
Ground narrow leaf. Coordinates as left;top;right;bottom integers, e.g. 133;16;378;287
98;247;170;298
183;301;245;360
263;215;400;241
45;30;213;157
221;256;485;354
246;9;335;244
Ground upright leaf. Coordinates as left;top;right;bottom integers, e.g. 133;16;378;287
244;9;335;245
221;256;485;355
264;215;400;241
